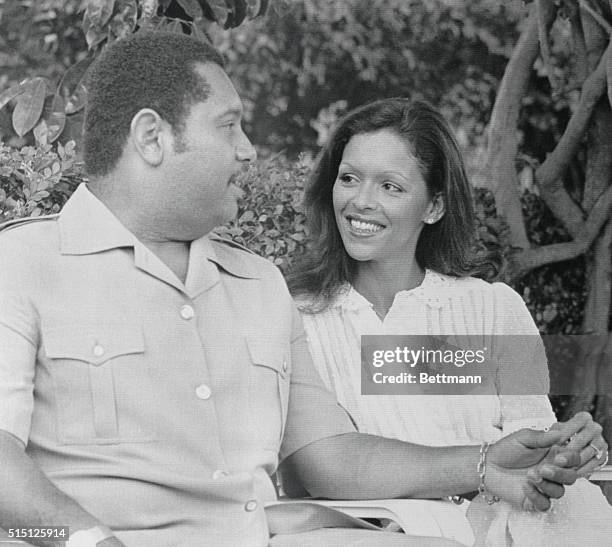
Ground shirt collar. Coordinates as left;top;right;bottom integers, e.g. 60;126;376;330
338;269;454;312
59;184;262;279
205;234;263;279
59;184;136;255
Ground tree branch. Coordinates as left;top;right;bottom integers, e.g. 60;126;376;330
580;0;612;35
535;37;612;236
570;7;589;85
510;184;612;276
486;8;543;249
536;0;559;93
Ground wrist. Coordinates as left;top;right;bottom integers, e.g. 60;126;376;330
477;442;500;504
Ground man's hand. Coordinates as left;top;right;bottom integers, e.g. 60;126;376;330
485;428;580;512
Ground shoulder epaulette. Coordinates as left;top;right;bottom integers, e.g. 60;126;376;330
0;214;60;234
209;233;255;255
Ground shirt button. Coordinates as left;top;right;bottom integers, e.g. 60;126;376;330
212;469;229;479
282;360;288;374
244;499;258;512
180;304;195;320
195;384;211;400
92;344;104;357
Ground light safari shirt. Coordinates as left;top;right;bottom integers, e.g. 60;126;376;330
0;184;354;547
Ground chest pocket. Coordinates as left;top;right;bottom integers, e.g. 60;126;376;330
42;323;156;445
247;337;291;451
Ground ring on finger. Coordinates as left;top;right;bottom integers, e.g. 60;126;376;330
589;442;603;460
596;452;609;469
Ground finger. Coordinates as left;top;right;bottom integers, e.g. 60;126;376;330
578;439;605;467
522;482;551;512
577;443;608;475
552;412;592;442
566;421;602;452
552;448;581;468
529;477;565;500
516;428;565;449
576;458;604;478
538;463;578;486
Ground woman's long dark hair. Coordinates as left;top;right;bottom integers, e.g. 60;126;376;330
286;98;498;311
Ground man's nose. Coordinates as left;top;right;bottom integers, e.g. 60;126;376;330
236;132;257;163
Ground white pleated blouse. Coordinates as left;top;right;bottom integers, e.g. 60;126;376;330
299;270;612;546
299;269;556;447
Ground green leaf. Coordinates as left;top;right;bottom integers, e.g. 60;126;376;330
59;57;93;101
13;78;47;138
43;94;67;143
204;0;229;26
177;0;203;20
109;0;138;39
227;0;247;28
166;19;184;32
84;0;116;26
0;82;27;112
191;22;211;43
33;120;49;146
244;0;260;18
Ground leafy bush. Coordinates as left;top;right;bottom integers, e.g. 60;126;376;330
216;154;310;273
0;140;82;223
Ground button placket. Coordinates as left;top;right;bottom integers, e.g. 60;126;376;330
195;384;211;400
180;304;195;320
244;499;258;512
92;343;105;357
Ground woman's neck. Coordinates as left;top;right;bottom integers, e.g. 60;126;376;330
353;260;425;320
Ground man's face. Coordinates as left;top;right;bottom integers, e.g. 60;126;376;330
164;62;256;239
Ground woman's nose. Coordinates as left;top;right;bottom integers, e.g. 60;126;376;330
352;183;376;210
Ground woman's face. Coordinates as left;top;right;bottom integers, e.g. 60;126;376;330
332;129;438;266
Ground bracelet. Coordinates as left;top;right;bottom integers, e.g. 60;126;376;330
477;442;500;505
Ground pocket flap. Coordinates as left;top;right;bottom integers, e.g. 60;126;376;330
43;323;145;366
247;337;290;378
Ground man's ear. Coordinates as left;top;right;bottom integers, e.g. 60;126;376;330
129;108;167;167
423;192;445;224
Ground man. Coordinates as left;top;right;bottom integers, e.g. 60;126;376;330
0;32;605;547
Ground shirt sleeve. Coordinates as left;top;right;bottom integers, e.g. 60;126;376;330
491;283;556;434
279;305;356;461
0;284;37;445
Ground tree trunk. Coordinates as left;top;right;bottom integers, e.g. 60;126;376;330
561;98;612;501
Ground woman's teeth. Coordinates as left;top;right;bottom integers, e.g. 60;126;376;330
349;219;383;233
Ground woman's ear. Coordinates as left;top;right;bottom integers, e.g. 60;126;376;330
423;192;445;224
129;108;166;167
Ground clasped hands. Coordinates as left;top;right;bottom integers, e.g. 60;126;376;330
484;412;608;512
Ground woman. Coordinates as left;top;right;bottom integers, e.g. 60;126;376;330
287;98;611;545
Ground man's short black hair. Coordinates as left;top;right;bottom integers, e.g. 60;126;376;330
83;31;225;177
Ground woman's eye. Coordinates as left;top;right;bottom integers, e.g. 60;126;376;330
338;173;358;185
382;182;403;193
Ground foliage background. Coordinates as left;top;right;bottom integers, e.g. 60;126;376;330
0;0;607;432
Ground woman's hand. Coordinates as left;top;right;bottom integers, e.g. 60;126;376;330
548;412;608;477
484;428;580;511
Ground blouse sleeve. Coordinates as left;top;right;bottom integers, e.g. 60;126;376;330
491;283;556;434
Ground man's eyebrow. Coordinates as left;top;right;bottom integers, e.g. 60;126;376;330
215;107;243;120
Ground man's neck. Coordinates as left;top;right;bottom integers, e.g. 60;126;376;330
88;180;192;283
